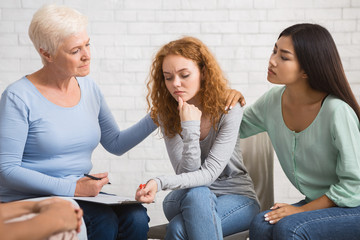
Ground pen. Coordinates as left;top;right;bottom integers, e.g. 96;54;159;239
84;173;111;184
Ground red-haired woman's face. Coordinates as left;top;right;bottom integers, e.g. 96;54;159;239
162;54;201;105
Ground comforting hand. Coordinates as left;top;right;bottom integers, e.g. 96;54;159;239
264;203;304;224
225;89;246;109
135;179;157;203
75;172;109;197
178;97;202;122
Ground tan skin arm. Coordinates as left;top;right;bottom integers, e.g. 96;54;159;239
264;195;336;224
0;198;83;240
0;201;34;221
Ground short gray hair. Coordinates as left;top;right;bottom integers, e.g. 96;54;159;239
28;4;88;65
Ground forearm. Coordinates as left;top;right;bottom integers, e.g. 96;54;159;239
1;213;66;240
0;201;35;220
0;166;76;199
164;121;202;174
101;113;157;155
300;195;336;212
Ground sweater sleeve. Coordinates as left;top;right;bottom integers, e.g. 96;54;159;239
156;104;243;191
98;95;158;155
162;120;202;174
326;104;360;207
0;91;76;197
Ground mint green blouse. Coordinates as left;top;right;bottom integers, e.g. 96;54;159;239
240;86;360;207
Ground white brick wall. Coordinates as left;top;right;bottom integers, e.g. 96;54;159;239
0;0;359;226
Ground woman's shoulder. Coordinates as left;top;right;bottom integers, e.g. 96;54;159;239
4;76;30;93
323;95;359;123
77;75;103;98
324;95;354;112
2;76;35;100
76;75;98;89
265;85;285;99
246;85;284;111
219;102;242;125
229;102;242;113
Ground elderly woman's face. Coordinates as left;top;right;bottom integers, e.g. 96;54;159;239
51;30;91;77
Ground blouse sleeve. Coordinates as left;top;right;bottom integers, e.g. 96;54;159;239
155;104;243;191
98;95;158;155
326;104;360;207
239;89;271;138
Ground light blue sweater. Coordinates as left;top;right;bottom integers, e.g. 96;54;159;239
0;76;157;202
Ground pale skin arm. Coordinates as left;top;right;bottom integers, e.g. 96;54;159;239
0;198;83;240
75;172;110;196
264;195;336;224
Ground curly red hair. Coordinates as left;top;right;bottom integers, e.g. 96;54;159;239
147;36;229;137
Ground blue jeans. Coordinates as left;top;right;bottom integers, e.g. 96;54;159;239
250;200;360;240
76;201;149;240
163;186;260;240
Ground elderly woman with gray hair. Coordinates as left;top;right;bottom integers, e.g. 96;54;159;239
0;4;157;240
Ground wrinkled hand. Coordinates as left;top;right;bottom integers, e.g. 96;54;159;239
178;97;202;122
264;203;304;224
75;172;109;197
225;89;246;110
135;179;157;203
35;198;83;233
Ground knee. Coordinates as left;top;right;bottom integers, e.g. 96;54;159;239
85;207;119;240
182;186;213;205
125;204;149;226
273;218;307;240
250;211;266;230
116;204;149;240
95;208;119;228
249;211;272;239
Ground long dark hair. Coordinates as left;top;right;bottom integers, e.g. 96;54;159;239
279;23;360;121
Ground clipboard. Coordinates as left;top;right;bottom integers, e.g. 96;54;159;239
73;192;139;205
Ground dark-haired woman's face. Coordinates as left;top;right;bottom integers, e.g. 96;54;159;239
268;36;305;85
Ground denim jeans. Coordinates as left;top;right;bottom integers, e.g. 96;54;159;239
76;201;149;240
162;186;260;240
250;200;360;240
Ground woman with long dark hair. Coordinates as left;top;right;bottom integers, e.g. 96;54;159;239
240;23;360;239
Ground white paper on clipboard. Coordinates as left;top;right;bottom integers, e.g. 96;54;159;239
73;192;138;205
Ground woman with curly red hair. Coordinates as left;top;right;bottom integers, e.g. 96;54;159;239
136;37;259;239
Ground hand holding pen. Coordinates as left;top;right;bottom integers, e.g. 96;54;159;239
74;172;110;197
84;174;112;185
135;179;157;203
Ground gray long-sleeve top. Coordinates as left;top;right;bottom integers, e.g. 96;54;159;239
155;103;258;201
